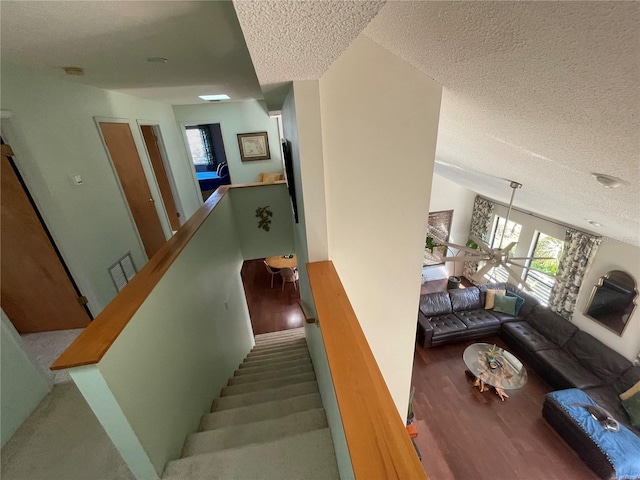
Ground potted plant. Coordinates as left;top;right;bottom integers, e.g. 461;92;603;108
407;386;415;425
485;344;502;369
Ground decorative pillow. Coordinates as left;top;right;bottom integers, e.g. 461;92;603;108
620;381;640;427
506;291;525;315
493;294;518;315
262;173;282;183
484;289;506;309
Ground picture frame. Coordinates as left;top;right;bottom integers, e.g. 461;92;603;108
237;131;270;161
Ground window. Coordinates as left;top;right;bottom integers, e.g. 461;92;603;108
524;232;564;305
484;215;522;283
186;128;208;165
424;210;453;266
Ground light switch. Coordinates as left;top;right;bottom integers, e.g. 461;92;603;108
70;174;84;186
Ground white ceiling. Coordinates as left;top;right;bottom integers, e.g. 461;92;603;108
0;1;262;105
234;1;640;247
1;1;639;246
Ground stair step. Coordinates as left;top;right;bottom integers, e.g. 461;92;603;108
229;363;314;385
212;381;318;411
254;329;305;345
248;344;308;358
241;351;309;368
183;408;328;457
236;357;312;375
250;337;307;353
200;393;323;430
221;372;316;397
243;349;309;364
162;428;339;480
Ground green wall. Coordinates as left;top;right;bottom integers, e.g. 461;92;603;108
1;309;52;447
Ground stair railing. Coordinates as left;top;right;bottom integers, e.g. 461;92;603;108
307;260;426;479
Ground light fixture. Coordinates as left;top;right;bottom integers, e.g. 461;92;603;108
63;66;84;76
588;220;603;227
198;94;230;101
147;57;168;63
592;173;622;188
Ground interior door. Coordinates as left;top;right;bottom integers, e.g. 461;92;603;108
98;122;166;258
1;142;91;333
140;125;181;231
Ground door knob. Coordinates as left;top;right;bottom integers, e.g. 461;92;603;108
149;198;155;204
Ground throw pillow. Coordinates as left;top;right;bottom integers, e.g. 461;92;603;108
485;289;506;309
506;291;525;315
493;294;518;315
620;381;640;427
262;173;282;183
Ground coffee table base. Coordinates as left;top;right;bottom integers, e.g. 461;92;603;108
465;370;510;401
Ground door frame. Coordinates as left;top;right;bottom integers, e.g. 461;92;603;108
1;133;93;323
179;120;230;203
94;117;172;260
136;120;185;228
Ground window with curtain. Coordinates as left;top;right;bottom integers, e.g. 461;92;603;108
185;126;217;169
482;215;523;283
524;232;564;305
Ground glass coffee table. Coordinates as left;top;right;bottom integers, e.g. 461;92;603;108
463;343;528;401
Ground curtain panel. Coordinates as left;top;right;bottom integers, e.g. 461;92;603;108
463;196;495;280
548;229;602;320
199;127;217;171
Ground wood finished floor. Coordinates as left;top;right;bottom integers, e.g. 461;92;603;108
241;258;304;335
414;280;598;480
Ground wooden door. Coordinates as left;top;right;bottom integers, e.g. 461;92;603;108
140;125;181;231
1;143;91;333
98;122;166;258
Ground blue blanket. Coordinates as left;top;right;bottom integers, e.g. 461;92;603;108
547;389;640;479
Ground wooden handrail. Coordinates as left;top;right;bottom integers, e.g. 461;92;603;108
52;186;230;370
307;261;426;479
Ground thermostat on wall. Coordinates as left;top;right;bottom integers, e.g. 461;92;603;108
70;174;84;186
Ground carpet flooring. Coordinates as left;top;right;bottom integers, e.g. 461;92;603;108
1;382;134;480
21;328;83;384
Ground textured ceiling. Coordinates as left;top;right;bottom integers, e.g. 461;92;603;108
233;0;385;110
0;1;262;104
236;1;640;246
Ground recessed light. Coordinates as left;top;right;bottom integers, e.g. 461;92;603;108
63;66;84;76
198;94;230;101
147;57;168;63
587;220;603;227
592;173;622;188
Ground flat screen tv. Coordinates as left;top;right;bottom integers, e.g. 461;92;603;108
282;140;299;223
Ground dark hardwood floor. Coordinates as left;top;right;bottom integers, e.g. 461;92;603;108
241;259;304;335
413;279;597;480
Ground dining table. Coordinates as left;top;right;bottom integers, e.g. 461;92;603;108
265;254;297;269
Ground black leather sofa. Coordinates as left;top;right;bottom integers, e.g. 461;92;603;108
416;282;538;348
416;282;640;478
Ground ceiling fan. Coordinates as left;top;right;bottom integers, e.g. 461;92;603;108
432;180;552;290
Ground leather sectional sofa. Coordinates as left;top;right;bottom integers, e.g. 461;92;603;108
416;282;640;478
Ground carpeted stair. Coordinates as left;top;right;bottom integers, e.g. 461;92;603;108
162;328;339;480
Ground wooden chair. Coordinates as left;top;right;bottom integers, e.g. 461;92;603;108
263;260;281;288
280;267;299;291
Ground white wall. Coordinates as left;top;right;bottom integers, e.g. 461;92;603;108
573;240;640;361
427;174;476;276
172;101;283;184
0;62;201;314
1;309;52;447
319;35;442;417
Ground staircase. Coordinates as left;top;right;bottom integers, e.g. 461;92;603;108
162;328;340;480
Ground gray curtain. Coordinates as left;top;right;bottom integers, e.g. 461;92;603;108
463;196;495;280
548;229;601;319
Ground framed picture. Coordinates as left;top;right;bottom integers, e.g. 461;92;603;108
237;131;270;161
